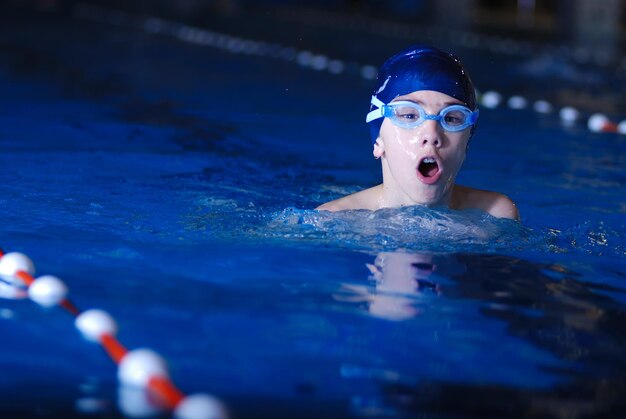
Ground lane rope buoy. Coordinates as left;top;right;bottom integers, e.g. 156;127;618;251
0;248;229;419
69;3;626;137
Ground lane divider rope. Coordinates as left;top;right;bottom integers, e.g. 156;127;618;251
0;248;229;419
69;3;626;136
274;6;626;70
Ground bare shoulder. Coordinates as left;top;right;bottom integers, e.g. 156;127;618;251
316;185;382;212
452;184;520;220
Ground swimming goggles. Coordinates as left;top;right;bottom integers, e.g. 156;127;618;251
366;96;479;132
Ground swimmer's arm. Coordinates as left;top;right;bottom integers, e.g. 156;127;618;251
452;185;520;221
316;199;344;212
316;195;362;212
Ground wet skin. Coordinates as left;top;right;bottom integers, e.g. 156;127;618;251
317;90;519;220
375;90;469;207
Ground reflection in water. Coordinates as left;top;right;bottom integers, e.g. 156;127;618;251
365;252;439;320
0;272;230;419
0;280;27;299
118;385;164;417
349;251;626;418
337;251;463;320
4;246;626;417
449;254;616;364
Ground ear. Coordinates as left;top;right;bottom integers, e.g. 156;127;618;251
373;137;385;159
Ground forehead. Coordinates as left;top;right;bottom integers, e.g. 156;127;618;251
393;90;464;106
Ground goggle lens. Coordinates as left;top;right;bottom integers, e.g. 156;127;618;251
384;102;477;132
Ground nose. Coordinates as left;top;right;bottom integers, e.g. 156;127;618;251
419;120;442;148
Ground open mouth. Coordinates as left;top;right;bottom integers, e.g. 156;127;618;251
417;156;441;184
418;157;439;177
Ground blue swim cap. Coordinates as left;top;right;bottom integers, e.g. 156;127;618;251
367;45;477;144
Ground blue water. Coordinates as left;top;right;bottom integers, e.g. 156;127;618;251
1;4;626;418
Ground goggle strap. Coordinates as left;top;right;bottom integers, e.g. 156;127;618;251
471;109;479;123
370;96;385;108
365;96;386;123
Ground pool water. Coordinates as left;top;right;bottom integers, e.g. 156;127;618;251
1;4;626;418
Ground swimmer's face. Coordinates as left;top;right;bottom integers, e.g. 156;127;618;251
375;90;471;206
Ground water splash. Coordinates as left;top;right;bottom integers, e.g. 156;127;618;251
547;219;626;257
183;191;625;257
262;206;544;253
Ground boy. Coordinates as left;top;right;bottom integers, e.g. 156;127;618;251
317;45;519;220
